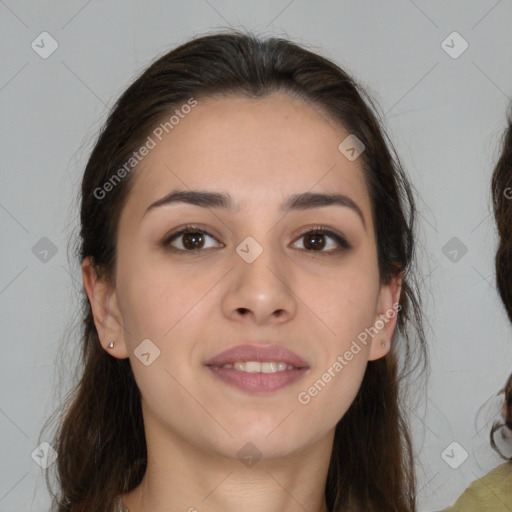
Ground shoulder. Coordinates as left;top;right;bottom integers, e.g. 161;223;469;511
445;462;512;511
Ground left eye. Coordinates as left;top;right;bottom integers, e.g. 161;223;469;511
162;226;221;251
161;225;351;254
292;228;351;253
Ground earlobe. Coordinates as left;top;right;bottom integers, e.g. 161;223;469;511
81;256;129;359
368;274;402;361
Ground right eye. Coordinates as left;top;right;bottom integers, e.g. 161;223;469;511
161;225;223;252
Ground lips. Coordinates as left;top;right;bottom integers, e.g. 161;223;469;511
203;344;309;369
204;343;310;393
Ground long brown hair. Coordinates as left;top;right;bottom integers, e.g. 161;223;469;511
490;107;512;460
41;31;427;512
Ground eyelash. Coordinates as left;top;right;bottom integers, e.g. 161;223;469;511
161;224;352;255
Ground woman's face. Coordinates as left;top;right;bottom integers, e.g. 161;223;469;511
84;92;400;461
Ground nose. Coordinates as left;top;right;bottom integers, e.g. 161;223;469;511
221;239;298;326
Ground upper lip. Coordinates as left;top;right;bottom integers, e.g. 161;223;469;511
204;344;310;369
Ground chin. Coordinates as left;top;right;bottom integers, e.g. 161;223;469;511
232;423;312;456
211;435;306;464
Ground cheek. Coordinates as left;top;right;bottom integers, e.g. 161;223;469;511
300;262;379;407
297;293;375;429
115;261;207;412
116;250;211;342
318;265;380;338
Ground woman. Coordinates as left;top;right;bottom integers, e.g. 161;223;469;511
445;110;512;510
41;31;427;512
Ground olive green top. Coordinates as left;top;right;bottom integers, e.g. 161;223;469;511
444;462;511;511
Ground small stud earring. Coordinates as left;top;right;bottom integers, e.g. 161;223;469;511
380;339;386;348
108;341;115;349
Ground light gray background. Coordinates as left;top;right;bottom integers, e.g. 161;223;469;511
1;1;512;511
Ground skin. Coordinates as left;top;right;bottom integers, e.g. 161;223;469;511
83;92;401;512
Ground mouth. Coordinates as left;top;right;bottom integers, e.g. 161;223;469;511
204;344;310;393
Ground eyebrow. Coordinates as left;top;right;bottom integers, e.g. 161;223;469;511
143;189;366;229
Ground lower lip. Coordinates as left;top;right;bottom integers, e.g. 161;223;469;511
206;365;308;393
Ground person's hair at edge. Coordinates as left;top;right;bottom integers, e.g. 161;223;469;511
490;106;512;461
40;30;428;512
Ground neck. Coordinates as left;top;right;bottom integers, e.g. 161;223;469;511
121;430;333;512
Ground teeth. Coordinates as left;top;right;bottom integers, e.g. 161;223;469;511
220;361;295;373
245;361;261;373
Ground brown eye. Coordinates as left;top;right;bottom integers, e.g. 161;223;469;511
292;227;351;254
180;232;206;250
161;224;351;255
162;226;221;252
302;232;327;251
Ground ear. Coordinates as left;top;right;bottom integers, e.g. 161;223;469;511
368;273;402;361
82;256;129;359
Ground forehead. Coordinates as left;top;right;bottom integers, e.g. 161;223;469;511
123;92;372;221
